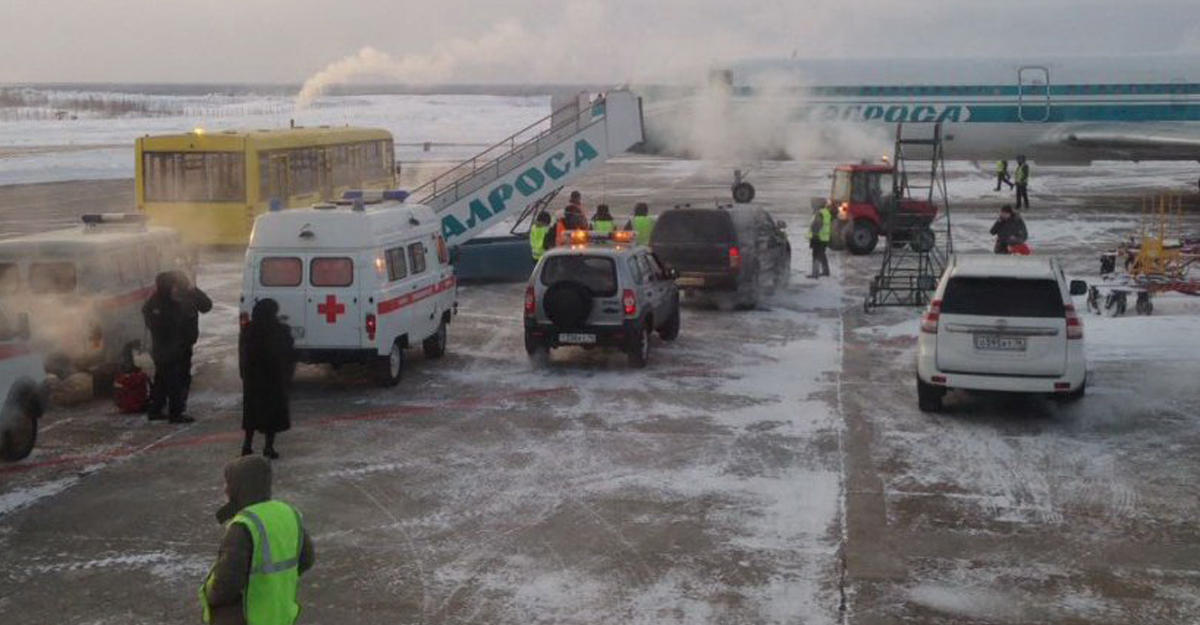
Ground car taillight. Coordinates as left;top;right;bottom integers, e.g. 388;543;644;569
920;299;942;334
524;286;536;317
1065;304;1083;340
729;246;742;271
622;289;637;316
239;311;250;328
365;313;377;341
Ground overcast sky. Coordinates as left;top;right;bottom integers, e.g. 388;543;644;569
1;0;1197;84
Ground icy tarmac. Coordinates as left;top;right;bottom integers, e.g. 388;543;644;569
1;157;1199;624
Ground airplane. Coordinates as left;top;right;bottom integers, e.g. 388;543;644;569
640;55;1200;176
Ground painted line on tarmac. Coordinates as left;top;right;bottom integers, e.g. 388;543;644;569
0;387;571;476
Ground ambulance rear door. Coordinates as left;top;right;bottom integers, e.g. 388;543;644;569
253;254;308;341
304;253;362;348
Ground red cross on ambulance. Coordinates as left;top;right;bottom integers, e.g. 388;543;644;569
317;294;346;323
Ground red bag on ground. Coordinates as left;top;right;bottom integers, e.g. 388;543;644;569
1008;243;1032;255
113;369;150;413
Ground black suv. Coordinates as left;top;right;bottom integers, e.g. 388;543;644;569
651;206;791;310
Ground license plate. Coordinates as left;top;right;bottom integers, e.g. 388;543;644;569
676;276;705;287
558;333;597;345
974;334;1025;351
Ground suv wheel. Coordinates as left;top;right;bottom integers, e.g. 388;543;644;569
422;321;448;359
846;220;879;255
659;306;681;341
917;378;944;412
0;390;41;462
738;266;760;309
524;330;549;363
627;323;652;368
374;341;404;387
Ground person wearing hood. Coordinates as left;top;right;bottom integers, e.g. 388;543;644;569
200;456;314;625
591;204;614;234
239;299;296;459
990;204;1029;254
143;271;192;423
170;270;212;416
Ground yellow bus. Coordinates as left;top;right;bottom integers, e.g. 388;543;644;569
136;126;395;244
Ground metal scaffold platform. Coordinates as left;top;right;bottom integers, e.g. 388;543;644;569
864;122;953;312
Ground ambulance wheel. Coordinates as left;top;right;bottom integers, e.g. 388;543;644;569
732;182;755;204
627;323;652;369
1;389;41;462
423;321;448;359
375;342;404;387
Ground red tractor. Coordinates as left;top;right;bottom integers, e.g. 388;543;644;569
825;162;939;255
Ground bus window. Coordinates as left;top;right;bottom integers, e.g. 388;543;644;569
260;257;302;287
143;152;246;202
29;262;77;294
310;257;353;287
0;263;18;294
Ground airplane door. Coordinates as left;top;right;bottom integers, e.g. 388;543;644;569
1018;66;1050;122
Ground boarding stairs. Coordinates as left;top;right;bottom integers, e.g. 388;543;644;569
407;90;645;248
864;122;954;311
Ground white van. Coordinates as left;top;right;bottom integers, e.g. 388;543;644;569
0;214;192;385
242;200;457;386
916;255;1088;411
0;304;47;461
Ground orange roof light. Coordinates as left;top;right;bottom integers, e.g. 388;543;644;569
612;230;634;244
570;230;590;245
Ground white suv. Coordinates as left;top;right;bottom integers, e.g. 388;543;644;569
916;255;1088;412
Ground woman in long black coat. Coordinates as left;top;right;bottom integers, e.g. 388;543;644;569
239;299;295;459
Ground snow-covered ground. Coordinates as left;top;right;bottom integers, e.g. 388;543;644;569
0;91;550;185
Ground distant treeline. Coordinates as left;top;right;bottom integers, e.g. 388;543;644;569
0;87;172;120
1;82;612;98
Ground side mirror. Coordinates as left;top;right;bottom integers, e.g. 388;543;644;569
16;312;30;341
1069;280;1088;296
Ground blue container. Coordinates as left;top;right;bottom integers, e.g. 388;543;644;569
454;235;534;282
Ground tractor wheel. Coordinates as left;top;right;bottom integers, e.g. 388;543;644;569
732;182;756;204
846;220;879;255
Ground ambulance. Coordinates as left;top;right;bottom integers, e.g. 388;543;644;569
241;196;457;386
0;214;193;387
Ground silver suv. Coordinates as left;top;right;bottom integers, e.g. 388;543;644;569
524;235;681;367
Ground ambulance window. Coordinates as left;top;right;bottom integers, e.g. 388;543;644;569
0;263;18;294
260;257;302;287
29;262;77;294
311;257;354;287
408;242;427;274
385;248;407;281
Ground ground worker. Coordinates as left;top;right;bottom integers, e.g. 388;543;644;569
529;211;551;261
990;204;1028;254
592;204;615;234
808;201;833;278
624;202;655;245
143;271;209;424
549;205;589;248
200;456;314;625
995;159;1013;192
1014;155;1031;209
566;190;584;214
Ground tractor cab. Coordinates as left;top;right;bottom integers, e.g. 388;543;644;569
827;162;938;255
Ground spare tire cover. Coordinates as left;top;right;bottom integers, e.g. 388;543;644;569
543;281;594;329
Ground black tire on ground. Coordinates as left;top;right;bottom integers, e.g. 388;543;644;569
374;341;404;387
524;330;549;360
737;266;760;309
732;182;756;204
0;391;41;462
422;321;448;359
846;220;879;255
917;379;944;412
658;305;681;341
1136;294;1153;316
910;228;936;253
627;322;651;368
543;281;594;329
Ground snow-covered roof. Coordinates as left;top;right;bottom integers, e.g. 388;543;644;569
949;254;1058;279
248;202;438;250
0;224;179;259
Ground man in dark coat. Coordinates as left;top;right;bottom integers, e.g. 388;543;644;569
203;456;314;625
171;271;212;417
239;299;295;459
990;204;1028;254
143;272;192;423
